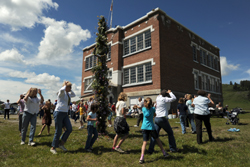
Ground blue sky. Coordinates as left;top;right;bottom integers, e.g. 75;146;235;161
0;0;249;102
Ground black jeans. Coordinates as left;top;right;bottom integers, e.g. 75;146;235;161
194;114;213;144
4;109;10;119
19;114;23;132
137;113;143;126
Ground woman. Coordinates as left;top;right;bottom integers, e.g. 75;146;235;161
50;81;75;154
177;97;188;134
17;94;25;136
148;89;178;153
21;88;44;146
186;94;196;134
193;90;214;144
38;101;53;136
112;92;130;153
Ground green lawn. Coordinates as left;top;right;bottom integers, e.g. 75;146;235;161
1;113;250;167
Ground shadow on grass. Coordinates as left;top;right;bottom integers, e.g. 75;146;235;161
238;123;248;125
37;141;52;147
144;155;184;164
203;137;234;144
182;145;207;155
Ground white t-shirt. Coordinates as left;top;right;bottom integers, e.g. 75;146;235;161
193;96;211;115
137;100;144;114
4;102;10;109
155;92;176;117
72;104;77;112
116;101;126;117
24;97;41;114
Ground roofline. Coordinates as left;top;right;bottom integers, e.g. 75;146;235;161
83;7;220;51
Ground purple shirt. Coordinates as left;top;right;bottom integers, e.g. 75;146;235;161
19;99;25;113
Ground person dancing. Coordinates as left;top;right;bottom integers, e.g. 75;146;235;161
148;89;178;153
38;101;54;136
50;81;75;154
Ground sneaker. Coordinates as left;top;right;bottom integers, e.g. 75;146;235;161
85;149;92;152
139;160;144;164
59;145;67;152
78;126;82;129
90;146;93;150
115;147;125;153
163;153;170;158
20;141;25;145
50;148;57;154
134;125;139;127
170;148;179;153
28;142;36;146
108;124;112;127
192;131;196;134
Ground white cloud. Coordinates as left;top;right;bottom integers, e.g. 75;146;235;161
7;70;81;101
37;17;91;61
0;33;32;45
0;0;58;31
0;49;28;64
220;56;240;76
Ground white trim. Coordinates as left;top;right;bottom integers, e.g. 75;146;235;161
201;64;220;73
123;46;151;58
199;71;220;80
123;58;155;69
84;53;93;61
83;75;94;82
123;25;155;41
83;90;93;93
82;43;95;51
122;80;152;88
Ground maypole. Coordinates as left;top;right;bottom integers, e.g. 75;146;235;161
92;16;110;134
110;0;113;28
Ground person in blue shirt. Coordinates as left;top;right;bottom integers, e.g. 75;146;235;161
85;103;98;152
139;97;169;164
177;97;188;134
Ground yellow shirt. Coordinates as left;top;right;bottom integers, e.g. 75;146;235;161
79;107;84;115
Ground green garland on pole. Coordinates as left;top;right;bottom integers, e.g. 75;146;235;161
91;16;110;134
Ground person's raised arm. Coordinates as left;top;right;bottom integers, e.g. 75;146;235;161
207;94;214;106
24;88;31;102
38;89;44;104
165;90;176;102
69;89;76;98
17;94;23;104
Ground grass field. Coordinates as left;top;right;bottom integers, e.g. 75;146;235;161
222;84;250;110
1;111;250;167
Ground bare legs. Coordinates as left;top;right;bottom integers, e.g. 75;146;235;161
113;134;128;148
38;124;50;136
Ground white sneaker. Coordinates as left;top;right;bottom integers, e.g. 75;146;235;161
78;126;82;129
28;142;36;146
50;148;57;154
20;141;25;145
134;125;139;127
59;145;67;151
108;124;112;127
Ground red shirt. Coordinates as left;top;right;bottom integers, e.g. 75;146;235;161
84;105;88;111
111;104;115;111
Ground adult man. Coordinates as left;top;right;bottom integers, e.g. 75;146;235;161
148;89;178;153
2;100;11;120
134;97;144;127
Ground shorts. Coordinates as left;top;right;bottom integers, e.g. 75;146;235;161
142;130;159;141
114;117;130;135
80;115;85;122
107;112;112;120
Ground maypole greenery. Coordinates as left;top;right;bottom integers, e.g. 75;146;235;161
91;16;110;133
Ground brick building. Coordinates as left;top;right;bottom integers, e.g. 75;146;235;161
81;8;223;111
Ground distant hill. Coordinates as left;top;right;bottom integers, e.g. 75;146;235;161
222;84;250;110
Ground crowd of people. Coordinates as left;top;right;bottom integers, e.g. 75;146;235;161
2;82;230;164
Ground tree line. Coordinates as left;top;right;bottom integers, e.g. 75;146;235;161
230;80;250;100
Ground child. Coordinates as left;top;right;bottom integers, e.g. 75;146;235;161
85;103;98;152
177;97;188;134
76;103;86;129
21;88;44;146
112;92;130;153
38;101;53;136
107;103;113;127
139;97;169;164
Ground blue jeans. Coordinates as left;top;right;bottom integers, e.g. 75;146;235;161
149;117;177;152
21;111;37;142
179;115;187;134
85;125;98;149
188;114;196;132
52;111;72;148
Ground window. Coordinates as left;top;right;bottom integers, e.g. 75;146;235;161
193;45;197;61
85;55;98;70
194;71;199;89
207;54;211;67
210;77;215;92
206;76;209;91
214;57;218;70
200;50;203;64
216;79;221;92
123;30;151;56
107;44;111;60
123;63;152;85
107;71;112;79
84;78;94;91
211;55;214;69
203;50;207;65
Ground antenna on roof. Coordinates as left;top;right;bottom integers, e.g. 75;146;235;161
110;0;113;28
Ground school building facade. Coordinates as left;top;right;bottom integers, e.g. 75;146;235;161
81;8;223;111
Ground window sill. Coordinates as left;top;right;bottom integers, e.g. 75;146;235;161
200;64;220;72
83;90;93;93
122;80;152;88
123;46;151;58
193;60;199;63
84;68;93;72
